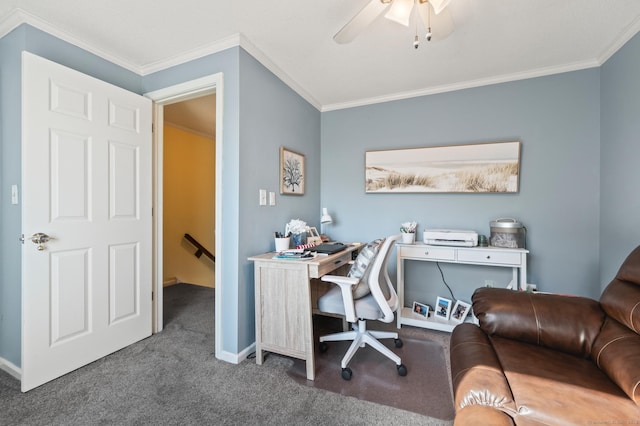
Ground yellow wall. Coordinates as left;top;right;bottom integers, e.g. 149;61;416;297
163;125;215;287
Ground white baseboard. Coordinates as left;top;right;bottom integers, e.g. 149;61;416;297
163;277;180;287
0;356;21;380
216;342;256;364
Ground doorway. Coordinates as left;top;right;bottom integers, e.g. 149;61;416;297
145;74;224;360
163;95;216;289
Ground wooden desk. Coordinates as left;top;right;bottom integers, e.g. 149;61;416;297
249;245;358;380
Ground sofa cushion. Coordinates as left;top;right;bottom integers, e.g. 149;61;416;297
490;335;640;425
592;317;640;404
472;287;605;358
600;245;640;334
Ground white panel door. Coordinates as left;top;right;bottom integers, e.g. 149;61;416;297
21;52;152;392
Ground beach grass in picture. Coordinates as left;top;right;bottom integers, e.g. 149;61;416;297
365;141;521;193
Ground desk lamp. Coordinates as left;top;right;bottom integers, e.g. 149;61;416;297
320;208;333;236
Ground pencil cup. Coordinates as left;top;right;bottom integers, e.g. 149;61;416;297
275;237;290;252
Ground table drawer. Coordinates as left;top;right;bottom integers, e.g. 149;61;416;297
457;249;522;266
315;252;352;277
400;245;455;261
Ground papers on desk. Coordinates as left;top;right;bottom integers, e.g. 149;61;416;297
273;249;315;260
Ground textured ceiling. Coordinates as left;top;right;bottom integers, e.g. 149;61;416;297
1;1;640;111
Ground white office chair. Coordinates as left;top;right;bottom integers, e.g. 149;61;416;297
317;234;407;380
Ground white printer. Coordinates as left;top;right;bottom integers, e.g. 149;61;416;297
423;229;478;247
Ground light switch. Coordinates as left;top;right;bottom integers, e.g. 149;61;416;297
269;192;276;206
259;189;267;206
11;185;18;205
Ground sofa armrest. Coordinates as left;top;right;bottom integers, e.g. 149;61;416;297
450;323;517;414
472;287;605;358
454;405;515;426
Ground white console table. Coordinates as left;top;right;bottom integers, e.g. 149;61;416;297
396;243;529;332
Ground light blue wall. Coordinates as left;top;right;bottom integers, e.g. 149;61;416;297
321;70;602;303
600;33;640;286
237;49;321;347
0;26;25;368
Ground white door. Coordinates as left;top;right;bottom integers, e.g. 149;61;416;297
21;52;152;392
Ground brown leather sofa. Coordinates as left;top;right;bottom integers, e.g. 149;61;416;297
450;246;640;425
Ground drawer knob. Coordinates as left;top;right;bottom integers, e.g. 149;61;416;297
425;251;429;255
486;255;491;259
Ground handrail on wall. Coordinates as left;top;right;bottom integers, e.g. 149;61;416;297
184;233;215;262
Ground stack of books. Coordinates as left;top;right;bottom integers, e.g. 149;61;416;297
273;249;314;260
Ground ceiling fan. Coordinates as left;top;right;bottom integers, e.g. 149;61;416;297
334;0;454;48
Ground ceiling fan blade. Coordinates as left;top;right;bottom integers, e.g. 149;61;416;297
333;0;389;44
417;2;454;40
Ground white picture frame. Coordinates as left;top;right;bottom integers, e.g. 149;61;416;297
306;226;322;245
451;300;471;324
412;301;429;318
434;296;452;321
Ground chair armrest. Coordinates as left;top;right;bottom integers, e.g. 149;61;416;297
321;275;359;287
321;275;359;323
472;287;605;357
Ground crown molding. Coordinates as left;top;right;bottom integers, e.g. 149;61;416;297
139;33;241;76
1;9;322;110
597;13;640;64
321;59;601;112
237;34;322;111
3;7;638;113
0;8;143;74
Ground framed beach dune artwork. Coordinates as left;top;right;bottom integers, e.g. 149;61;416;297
365;141;521;193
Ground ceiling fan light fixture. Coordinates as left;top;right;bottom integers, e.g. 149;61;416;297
384;0;414;27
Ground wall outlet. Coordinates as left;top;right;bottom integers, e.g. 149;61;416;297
526;284;537;292
259;189;267;206
484;280;496;288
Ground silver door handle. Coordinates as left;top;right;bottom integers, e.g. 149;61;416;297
29;233;52;251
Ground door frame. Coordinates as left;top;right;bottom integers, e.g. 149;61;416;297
145;74;224;359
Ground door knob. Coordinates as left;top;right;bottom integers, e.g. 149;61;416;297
30;233;51;251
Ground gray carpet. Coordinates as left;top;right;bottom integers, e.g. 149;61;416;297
0;283;455;425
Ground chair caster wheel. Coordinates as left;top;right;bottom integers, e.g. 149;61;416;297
394;338;403;348
341;367;353;381
319;342;328;353
397;364;407;376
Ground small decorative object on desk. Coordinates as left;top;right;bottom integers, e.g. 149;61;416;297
400;221;417;244
286;219;308;248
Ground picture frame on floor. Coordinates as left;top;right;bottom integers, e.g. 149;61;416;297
435;296;452;321
412;301;430;317
451;300;471;324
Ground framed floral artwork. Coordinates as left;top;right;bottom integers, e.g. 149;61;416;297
280;147;305;195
